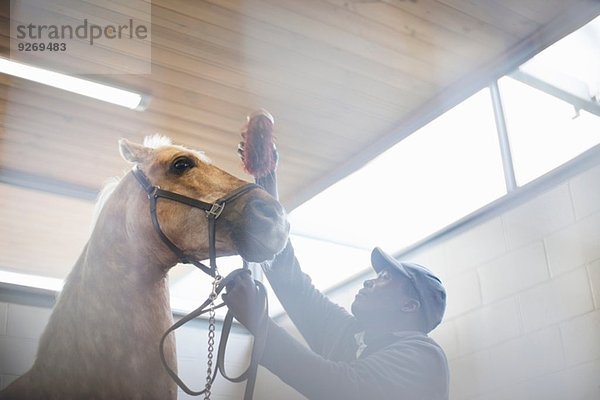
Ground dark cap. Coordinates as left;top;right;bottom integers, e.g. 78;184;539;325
371;247;446;333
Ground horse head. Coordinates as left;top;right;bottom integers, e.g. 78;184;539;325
103;135;289;271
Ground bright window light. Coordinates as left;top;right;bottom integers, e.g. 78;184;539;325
289;88;506;291
499;77;600;186
499;16;600;186
0;58;147;110
520;15;600;101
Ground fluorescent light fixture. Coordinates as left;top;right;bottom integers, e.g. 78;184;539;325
0;58;148;110
0;269;64;292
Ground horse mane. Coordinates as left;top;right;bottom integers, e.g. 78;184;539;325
143;134;172;149
90;176;121;233
90;134;211;232
142;135;212;163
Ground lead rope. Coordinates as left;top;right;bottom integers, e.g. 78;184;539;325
204;274;222;400
159;268;267;399
158;110;278;400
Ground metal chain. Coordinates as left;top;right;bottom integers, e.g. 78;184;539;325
204;274;222;400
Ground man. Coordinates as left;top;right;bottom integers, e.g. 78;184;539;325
223;241;449;400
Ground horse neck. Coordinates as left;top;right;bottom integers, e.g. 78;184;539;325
8;174;182;400
35;175;177;377
72;172;176;313
86;173;179;279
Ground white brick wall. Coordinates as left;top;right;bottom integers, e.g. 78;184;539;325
299;162;600;400
544;212;600;276
449;349;495;398
442;164;600;399
501;183;575;250
0;303;7;335
559;309;600;367
0;333;38;377
454;297;522;354
570;163;600;219
488;325;565;384
0;301;253;400
444;270;482;319
589;259;600;308
518;266;594;332
0;303;51;384
6;304;51;340
443;218;508;276
478;241;549;304
526;359;600;400
174;322;254;400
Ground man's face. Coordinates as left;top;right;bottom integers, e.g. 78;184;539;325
351;268;416;323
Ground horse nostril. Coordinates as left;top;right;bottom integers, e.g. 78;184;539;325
246;199;282;221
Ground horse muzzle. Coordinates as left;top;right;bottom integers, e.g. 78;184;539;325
232;195;290;262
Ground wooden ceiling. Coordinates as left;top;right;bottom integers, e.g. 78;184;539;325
1;0;598;209
0;1;599;279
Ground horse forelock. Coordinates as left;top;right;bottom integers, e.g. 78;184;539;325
145;134;212;164
143;134;172;149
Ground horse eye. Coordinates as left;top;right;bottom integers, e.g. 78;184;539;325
172;157;195;174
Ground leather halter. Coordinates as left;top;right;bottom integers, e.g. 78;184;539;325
131;165;260;277
132;165;268;400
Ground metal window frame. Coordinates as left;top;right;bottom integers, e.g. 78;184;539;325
322;56;600;299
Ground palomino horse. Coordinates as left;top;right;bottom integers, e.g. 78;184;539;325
0;136;289;400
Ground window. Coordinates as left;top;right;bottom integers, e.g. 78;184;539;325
289;88;506;291
499;77;600;186
499;16;600;185
285;16;600;296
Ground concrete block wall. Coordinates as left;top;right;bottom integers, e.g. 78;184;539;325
418;162;600;400
0;300;253;400
254;162;600;399
174;320;253;400
0;303;51;389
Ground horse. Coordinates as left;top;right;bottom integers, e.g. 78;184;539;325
0;135;290;400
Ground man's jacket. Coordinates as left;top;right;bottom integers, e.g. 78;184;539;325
259;242;450;400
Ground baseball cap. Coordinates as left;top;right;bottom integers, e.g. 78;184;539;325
371;247;446;333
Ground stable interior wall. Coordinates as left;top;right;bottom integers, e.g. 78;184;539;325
255;160;600;400
0;298;253;400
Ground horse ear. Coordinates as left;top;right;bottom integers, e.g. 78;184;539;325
119;138;151;163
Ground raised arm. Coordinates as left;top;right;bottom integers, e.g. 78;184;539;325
262;241;356;356
238;110;353;354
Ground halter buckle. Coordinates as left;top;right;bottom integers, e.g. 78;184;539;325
207;202;224;219
148;186;160;199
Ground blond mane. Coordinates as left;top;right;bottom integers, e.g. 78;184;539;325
143;134;172;149
89;176;121;233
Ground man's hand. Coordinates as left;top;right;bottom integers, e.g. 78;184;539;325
222;271;267;335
